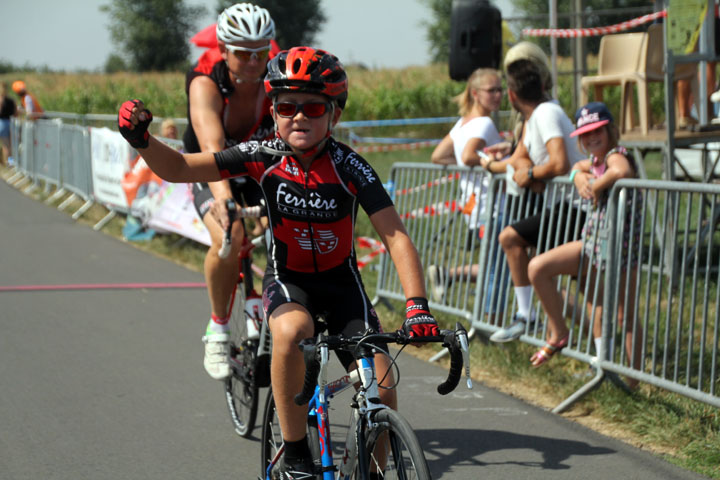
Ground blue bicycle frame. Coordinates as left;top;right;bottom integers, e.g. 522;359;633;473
264;354;383;480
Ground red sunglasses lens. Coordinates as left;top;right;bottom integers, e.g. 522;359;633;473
275;103;297;117
275;102;329;118
301;102;328;117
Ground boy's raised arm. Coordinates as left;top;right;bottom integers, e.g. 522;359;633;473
117;99;223;183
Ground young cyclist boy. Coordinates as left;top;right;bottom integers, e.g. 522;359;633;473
118;47;439;479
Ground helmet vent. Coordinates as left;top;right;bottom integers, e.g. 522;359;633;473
292;58;302;74
239;18;252;32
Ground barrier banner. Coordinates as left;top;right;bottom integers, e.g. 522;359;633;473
90;127;134;209
146;182;212;246
121;155;164;213
356;236;386;270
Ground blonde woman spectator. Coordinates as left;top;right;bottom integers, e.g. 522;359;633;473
427;68;511;315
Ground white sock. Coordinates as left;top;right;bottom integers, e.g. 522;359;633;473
207;315;230;335
514;285;533;318
594;337;602;356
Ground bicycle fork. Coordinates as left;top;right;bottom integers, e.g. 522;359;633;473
337;356;386;479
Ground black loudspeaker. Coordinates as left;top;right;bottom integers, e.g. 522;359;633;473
449;0;503;81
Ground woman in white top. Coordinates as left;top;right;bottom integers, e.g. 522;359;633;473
431;68;507;227
431;68;504;168
428;68;510;312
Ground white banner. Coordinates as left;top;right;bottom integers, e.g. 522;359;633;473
90;127;134;209
147;182;211;246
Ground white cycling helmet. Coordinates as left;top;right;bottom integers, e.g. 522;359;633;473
216;3;275;44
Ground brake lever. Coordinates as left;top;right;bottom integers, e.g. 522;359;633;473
454;323;473;389
218;199;237;259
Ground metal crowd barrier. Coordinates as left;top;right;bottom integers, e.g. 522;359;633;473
56;123;94;218
9;118;97;221
29;119;63;194
7;113;191;226
594;179;720;409
7;117;27;184
377;163;720;411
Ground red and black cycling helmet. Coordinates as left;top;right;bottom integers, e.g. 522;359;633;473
264;47;348;109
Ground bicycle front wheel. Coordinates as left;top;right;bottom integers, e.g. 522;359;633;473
225;285;259;438
355;409;431;480
260;389;322;480
260;389;282;477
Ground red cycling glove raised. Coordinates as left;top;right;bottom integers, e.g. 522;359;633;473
402;297;439;338
118;99;153;149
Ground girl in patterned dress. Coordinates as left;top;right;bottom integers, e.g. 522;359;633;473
526;102;643;380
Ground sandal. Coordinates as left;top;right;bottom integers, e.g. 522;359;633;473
530;334;569;367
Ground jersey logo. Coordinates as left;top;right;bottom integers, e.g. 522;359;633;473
276;182;339;219
293;228;339;254
346;153;378;185
284;162;300;176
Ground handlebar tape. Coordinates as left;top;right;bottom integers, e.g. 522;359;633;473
436;334;463;395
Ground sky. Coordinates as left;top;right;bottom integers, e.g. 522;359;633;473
0;0;517;72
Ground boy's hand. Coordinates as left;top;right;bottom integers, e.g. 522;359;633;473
403;297;439;338
118;99;153;149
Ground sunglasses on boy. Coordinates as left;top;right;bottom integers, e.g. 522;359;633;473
225;44;271;62
274;101;332;118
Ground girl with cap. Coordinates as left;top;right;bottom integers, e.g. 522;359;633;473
524;102;643;377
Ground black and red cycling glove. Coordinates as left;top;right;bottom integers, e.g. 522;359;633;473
402;297;439;338
118;99;153;149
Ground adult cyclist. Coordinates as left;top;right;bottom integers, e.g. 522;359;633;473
183;3;276;381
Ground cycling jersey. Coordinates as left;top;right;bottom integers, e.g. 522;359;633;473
214;137;394;276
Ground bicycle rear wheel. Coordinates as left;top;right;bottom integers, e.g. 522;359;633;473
355;409;431;480
225;284;259;438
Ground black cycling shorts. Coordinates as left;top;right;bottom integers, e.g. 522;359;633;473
261;270;388;371
192;177;264;219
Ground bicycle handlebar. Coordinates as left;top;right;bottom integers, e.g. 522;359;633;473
293;322;472;406
218;199;266;259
